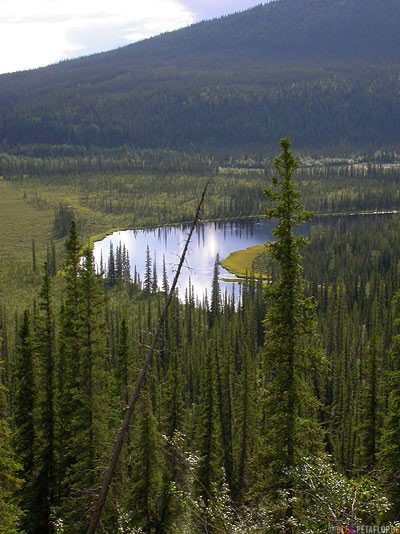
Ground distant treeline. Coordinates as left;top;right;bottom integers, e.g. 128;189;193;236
12;164;400;235
0;147;216;176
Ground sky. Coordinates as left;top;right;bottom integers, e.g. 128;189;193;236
0;0;262;75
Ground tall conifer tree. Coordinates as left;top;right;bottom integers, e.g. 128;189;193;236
114;318;133;482
380;292;400;520
128;394;165;533
144;245;152;295
60;245;109;531
0;389;22;533
57;221;82;509
259;137;324;529
214;327;234;494
209;256;221;329
196;345;219;506
107;242;116;285
0;327;22;533
13;310;36;532
30;263;56;533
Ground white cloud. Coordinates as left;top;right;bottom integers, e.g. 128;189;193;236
0;0;194;74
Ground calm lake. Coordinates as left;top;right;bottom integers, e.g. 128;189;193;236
93;213;396;302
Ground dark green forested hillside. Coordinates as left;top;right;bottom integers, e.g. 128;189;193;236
1;0;400;155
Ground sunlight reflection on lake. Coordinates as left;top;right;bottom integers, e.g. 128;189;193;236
93;213;395;302
93;218;277;302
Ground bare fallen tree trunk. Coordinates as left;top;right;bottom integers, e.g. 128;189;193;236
87;179;211;534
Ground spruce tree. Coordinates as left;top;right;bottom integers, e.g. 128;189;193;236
209;256;221;329
57;221;82;509
60;245;109;531
235;336;256;501
115;242;123;282
144;245;152;295
115;318;130;409
162;255;169;295
152;252;158;294
122;245;131;283
107;242;116;285
76;246;105;481
114;318;133;481
360;331;381;470
196;345;219;506
162;351;184;440
214;326;234;495
259;137;324;529
379;293;400;519
30;263;56;533
128;394;165;533
0;338;23;533
13;310;36;532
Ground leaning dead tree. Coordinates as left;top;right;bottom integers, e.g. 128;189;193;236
87;179;211;534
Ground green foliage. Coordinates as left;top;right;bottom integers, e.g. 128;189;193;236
209;257;221;329
4;167;400;531
253;138;325;534
168;437;389;533
195;343;220;504
379;292;400;520
291;457;390;532
12;309;36;530
29;263;56;533
167;432;235;534
57;221;83;511
57;241;112;532
0;380;23;534
144;246;152;296
260;138;323;483
53;203;76;238
127;395;166;533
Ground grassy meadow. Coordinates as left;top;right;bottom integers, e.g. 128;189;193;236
220;243;270;278
1;161;399;314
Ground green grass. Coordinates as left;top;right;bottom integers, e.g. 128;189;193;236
0;172;217;312
220;243;270;279
1;162;398;315
0;181;54;263
0;177;124;311
0;182;55;309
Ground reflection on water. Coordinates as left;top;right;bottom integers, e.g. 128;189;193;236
93;218;278;302
93;214;395;302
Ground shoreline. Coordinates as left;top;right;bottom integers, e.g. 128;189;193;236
88;209;400;246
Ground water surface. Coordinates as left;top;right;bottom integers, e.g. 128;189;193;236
93;214;395;302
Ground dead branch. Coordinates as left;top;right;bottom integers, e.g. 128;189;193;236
87;178;211;534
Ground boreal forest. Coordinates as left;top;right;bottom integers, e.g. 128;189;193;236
1;0;400;533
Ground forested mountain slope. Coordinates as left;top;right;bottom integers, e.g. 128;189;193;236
1;0;400;154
